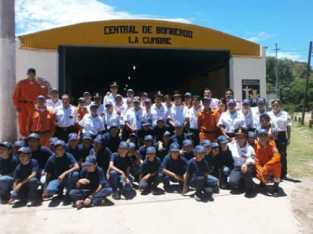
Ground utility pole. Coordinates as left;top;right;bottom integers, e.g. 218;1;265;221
0;0;16;141
273;43;280;98
301;41;312;125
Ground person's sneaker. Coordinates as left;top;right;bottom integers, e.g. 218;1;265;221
259;182;266;188
272;183;280;197
27;200;41;207
112;191;121;200
194;193;202;201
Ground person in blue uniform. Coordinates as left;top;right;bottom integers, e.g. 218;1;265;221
127;142;142;182
90;135;112;175
10;147;41;206
69;156;113;209
77;134;94;161
156;131;172;160
108;142;135;200
103;123;121;153
66;133;82;163
181;139;194;161
161;143;187;192
138;135;155;160
139;146;162;195
42;140;79;199
0;142;19;203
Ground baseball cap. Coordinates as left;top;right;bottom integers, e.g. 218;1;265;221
0;141;12;149
54;140;65;148
17;147;31;155
82;156;97;167
201;139;211;148
90;103;99;109
183;139;193;147
27;133;40;140
217;136;228;144
184;92;192;97
119;141;129;149
14;140;26;148
234;128;248;136
128;142;136;150
82;134;93;141
211;142;219;148
68;133;79;141
94;135;103;144
242;99;251;106
194;145;206;154
170;143;180;152
260;113;270;121
144;135;153;141
227;99;237;106
163;131;171;137
146;146;156;154
133;96;141;103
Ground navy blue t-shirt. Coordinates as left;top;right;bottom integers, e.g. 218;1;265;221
79;166;109;191
66;144;83;162
31;146;53;170
186;158;209;177
77;144;93;161
111;153;131;173
103;133;121;153
140;158;161;176
161;155;187;176
14;159;40;181
0;155;18;176
90;147;112;173
182;151;195;161
45;153;77;180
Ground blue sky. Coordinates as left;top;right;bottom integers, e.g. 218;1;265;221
16;0;312;61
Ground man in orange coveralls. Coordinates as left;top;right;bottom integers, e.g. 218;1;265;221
198;96;220;141
29;95;56;146
12;68;48;137
255;129;281;196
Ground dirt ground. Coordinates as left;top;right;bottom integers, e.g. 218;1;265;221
291;178;313;234
0;181;302;234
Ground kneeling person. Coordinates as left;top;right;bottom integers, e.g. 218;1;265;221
69;156;112;209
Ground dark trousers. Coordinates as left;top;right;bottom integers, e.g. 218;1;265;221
275;132;288;177
54;126;76;141
0;175;14;200
69;187;112;206
188;175;219;194
139;175;161;191
109;171;135;198
10;178;40;202
229;165;255;191
162;175;183;189
45;171;79;196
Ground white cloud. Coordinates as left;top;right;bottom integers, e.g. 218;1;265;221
246;32;273;43
16;0;191;34
267;51;305;62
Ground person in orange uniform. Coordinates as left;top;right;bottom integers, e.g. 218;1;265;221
29;96;56;146
12;68;48;137
198;97;220;141
255;129;281;196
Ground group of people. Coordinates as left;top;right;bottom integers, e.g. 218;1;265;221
0;68;291;208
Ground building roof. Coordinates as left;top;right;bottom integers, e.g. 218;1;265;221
18;19;260;57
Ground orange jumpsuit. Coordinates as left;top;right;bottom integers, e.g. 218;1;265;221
29;107;56;146
198;110;220;141
12;79;48;136
255;140;281;183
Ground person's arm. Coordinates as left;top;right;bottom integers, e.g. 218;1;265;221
108;161;126;177
264;145;281;168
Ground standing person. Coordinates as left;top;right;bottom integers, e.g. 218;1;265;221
79;104;105;137
42;140;79;200
255;129;281;196
82;92;92;110
10;147;41;206
169;93;187;128
69;156;113;209
103;102;120;130
29;95;56;146
198;97;220;142
252;97;267;129
93;94;105;117
203;88;219;110
66;133;83;163
103;123;121;153
151;91;167;126
0;142;18;203
46;89;62;112
268;100;292;179
139;146;162;195
54;94;77;141
13;68;48;137
76;97;88;122
185;95;202;145
103;82;119;106
124;96;144;138
227;128;256;196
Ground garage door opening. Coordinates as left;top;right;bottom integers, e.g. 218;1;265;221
58;46;230;100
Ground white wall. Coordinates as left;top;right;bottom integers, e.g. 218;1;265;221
16;48;58;88
229;56;266;101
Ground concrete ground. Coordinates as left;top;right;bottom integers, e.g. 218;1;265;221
0;181;300;234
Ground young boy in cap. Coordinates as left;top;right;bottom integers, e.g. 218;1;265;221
90;135;112;174
139;146;162;194
10;147;41;206
103;123;121;153
138;135;154;160
69;155;113;209
181;139;194;161
108;142;135;200
0;142;18;203
127;142;142;182
161;143;187;192
78;134;94;161
183;145;215;201
66;133;83;163
42;140;80;199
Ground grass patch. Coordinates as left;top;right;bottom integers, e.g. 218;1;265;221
288;122;313;177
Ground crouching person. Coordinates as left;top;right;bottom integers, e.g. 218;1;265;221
10;147;41;206
42;140;79;200
183;145;217;201
161;143;187;192
0;142;18;204
227;128;256;197
255;129;281;196
139;146;162;195
108;142;136;200
69;155;113;209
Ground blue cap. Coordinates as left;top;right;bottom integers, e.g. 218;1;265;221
257;129;269;136
170;143;180;152
146;146;156;154
82;155;97;167
94;135;103;144
248;131;257;138
82;134;93;140
156;117;164;122
260;113;270;120
27;133;40;140
242;99;251;106
257;97;266;105
194;145;206;154
128;142;136;150
119;141;129;149
211;142;219;148
217;136;228;144
201;139;211;148
227;99;237;106
68;133;79;141
144;135;153;141
48;137;58;146
17;146;31;155
14;140;26;148
54;140;65;147
183;139;193;147
0;141;12;149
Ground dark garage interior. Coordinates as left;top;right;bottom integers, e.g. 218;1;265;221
58;46;230;100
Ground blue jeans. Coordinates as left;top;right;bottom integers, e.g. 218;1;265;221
69;187;113;206
10;178;40;202
46;171;79;196
228;165;255;191
139;175;161;191
0;175;14;198
189;175;219;193
109;171;135;198
162;175;184;189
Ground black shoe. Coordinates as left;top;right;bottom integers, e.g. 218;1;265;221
272;183;280;197
259;182;266;188
194;192;202;201
112;191;121;200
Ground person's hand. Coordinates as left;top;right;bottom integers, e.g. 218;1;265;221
58;174;66;182
83;197;92;207
13;183;23;192
241;164;248;174
174;174;183;182
78;178;90;185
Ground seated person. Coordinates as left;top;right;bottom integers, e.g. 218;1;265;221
66;133;82;163
108;142;135;200
77;134;94;161
90;136;112;175
139;146;161;195
127;142;142;182
0;142;18;203
181;139;194;161
10;147;41;206
42;140;79;199
255;129;281;196
161;143;187;192
69;156;113;209
156;131;172;161
138;135;154;160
